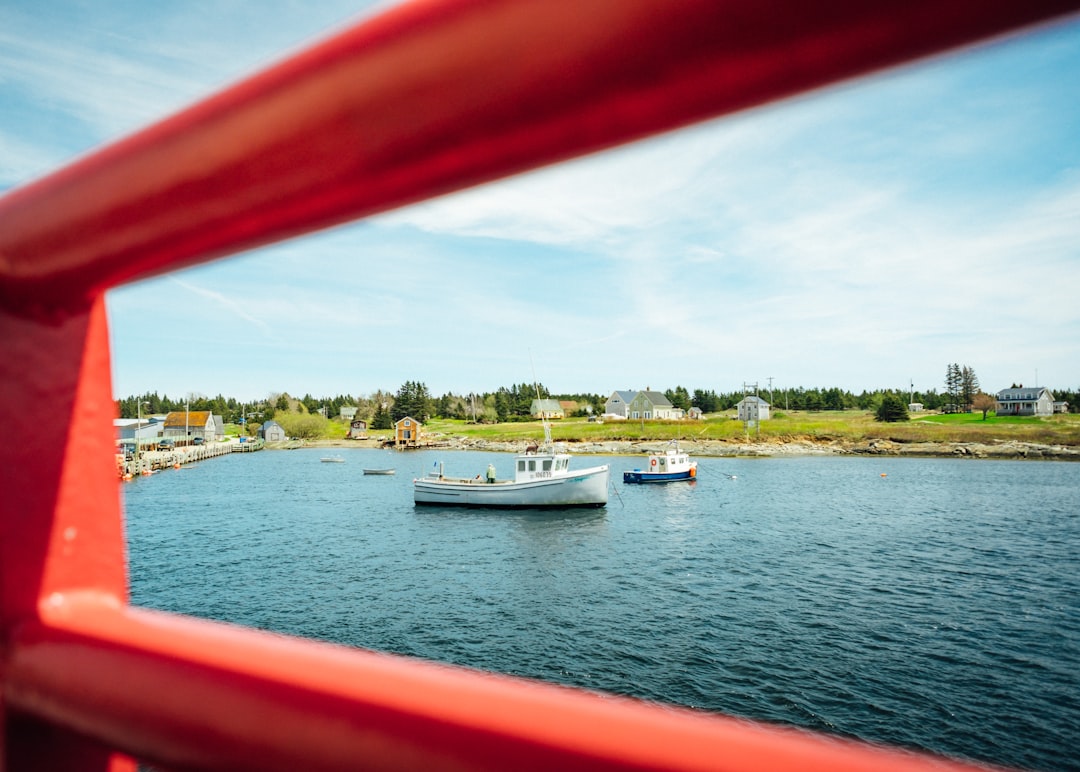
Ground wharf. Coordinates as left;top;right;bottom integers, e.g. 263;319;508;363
118;439;264;479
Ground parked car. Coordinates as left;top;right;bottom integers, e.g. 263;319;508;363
193;437;205;445
157;439;175;451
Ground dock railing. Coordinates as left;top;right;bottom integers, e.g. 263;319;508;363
2;2;1078;770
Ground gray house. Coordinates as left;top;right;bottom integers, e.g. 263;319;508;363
737;395;771;422
996;386;1055;417
627;390;682;420
604;390;636;418
606;390;683;420
260;420;287;441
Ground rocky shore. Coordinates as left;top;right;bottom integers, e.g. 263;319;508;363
280;436;1080;460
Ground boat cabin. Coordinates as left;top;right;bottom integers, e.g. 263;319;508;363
515;450;571;482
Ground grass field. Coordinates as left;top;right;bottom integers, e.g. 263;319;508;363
421;410;1080;446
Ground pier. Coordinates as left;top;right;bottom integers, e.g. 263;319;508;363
118;438;264;479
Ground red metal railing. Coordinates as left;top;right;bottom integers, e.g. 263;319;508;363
2;2;1077;770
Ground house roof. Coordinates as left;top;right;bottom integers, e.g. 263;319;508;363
163;411;213;427
632;390;673;408
531;399;562;412
262;420;282;430
396;415;420;426
738;396;770;406
607;390;636;403
997;387;1053;400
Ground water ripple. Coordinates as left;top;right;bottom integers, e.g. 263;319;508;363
125;451;1080;771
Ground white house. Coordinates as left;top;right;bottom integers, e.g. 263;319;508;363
736;395;770;422
996;386;1055;417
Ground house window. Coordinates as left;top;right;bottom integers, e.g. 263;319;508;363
404;430;412;439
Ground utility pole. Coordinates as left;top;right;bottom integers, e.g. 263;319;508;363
767;376;774;407
742;381;760;437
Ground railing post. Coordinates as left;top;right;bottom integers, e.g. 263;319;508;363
0;297;132;770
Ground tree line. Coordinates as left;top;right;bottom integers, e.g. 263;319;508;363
116;373;1078;427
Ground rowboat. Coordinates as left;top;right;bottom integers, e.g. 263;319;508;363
363;468;395;475
320;456;345;463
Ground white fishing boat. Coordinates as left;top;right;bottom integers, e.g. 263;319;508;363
363;468;396;475
622;441;697;484
320;456;345;463
415;374;608;508
414;445;608;508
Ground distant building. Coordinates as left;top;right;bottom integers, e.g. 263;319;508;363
1054;401;1070;414
340;406;358;421
736;395;770;423
908;403;924;413
348;419;368;439
996;386;1055;417
163;411;217;443
114;418;163;450
395;416;422;448
627;390;683;420
260;420;286;442
530;399;564;419
604;391;636;418
606;390;683;420
687;406;703;420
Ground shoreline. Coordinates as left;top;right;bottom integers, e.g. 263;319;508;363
268;436;1080;461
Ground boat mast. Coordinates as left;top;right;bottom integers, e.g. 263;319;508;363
530;352;553;448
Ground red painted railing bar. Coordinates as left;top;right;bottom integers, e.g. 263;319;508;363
9;596;999;772
4;1;1077;770
1;0;1078;314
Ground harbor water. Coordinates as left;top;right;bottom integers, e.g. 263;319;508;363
123;449;1080;771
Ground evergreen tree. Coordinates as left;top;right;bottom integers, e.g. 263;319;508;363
960;366;979;411
391;381;432;422
665;386;691;410
371;402;393;430
875;394;909;422
945;363;962;412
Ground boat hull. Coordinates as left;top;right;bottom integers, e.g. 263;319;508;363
622;469;696;484
415;465;609;508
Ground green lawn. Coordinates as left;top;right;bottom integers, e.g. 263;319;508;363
422;410;1080;446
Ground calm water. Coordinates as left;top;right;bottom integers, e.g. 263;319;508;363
123;449;1080;771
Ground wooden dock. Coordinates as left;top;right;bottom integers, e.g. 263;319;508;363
118;439;264;479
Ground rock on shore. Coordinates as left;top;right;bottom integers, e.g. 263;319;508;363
276;436;1080;460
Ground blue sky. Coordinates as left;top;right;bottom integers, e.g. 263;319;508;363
3;3;1079;402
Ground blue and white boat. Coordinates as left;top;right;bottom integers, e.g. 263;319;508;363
623;442;697;484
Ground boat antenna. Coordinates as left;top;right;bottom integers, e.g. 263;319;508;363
529;350;553;447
